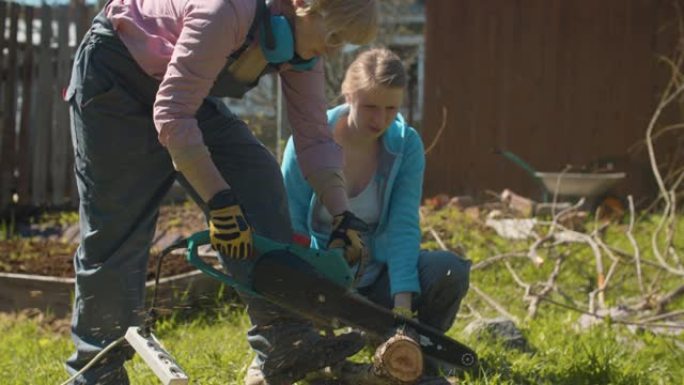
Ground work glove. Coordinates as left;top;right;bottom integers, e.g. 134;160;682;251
328;210;369;266
392;306;417;320
208;189;253;259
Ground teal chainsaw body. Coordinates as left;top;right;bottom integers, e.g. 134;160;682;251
185;230;353;295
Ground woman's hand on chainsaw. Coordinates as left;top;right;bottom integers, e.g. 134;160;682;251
328;210;369;266
208;189;253;259
392;292;417;320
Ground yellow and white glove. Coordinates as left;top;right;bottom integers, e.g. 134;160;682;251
392;292;417;320
208;189;253;259
328;211;369;266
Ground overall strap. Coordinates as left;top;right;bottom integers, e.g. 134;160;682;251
228;0;267;62
209;0;275;98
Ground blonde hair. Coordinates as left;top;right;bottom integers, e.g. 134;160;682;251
341;48;407;95
297;0;379;47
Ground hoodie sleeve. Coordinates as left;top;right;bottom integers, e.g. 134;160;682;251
154;0;249;149
382;127;425;296
279;59;344;177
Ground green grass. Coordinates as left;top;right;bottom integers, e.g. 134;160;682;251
1;208;683;384
453;315;684;385
2;306;682;385
0;308;253;385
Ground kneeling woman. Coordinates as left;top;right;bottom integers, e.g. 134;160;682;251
281;47;471;374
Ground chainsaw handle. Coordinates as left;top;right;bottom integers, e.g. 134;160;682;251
186;230;354;289
185;230;258;295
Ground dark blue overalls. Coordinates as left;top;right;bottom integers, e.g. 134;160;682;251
64;7;358;385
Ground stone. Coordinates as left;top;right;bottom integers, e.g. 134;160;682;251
464;317;529;351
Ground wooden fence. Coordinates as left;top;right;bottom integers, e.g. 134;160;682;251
0;0;97;211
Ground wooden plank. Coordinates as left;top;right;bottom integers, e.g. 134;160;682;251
17;5;35;205
0;1;6;76
0;2;20;207
66;3;80;207
51;6;71;206
72;0;90;43
0;272;74;317
0;0;6;209
31;3;53;205
0;0;7;210
0;2;6;49
0;270;227;318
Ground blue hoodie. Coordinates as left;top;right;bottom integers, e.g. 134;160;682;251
281;104;425;296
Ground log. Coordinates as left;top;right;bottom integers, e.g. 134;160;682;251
372;330;424;384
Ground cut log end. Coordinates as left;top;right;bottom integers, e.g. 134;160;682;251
373;332;424;384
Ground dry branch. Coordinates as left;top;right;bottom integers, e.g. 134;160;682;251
526;256;565;319
472;252;529;270
470;284;520;324
424;107;447;155
626;196;644;294
427;226;449;251
644;48;684;275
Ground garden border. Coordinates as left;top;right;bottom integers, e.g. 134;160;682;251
0;266;227;318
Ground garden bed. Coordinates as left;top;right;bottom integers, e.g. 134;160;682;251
0;203;229;317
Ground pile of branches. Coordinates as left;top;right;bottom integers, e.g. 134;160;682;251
425;194;683;333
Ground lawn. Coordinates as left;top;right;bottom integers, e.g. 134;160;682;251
1;204;683;385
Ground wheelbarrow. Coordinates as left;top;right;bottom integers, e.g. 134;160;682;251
494;149;626;212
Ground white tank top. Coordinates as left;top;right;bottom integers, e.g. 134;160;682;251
315;177;381;231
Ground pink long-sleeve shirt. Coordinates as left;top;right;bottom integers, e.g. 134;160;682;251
105;0;342;177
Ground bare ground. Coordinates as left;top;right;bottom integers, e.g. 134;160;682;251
0;203;209;280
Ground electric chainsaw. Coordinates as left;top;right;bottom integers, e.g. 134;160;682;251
185;230;478;370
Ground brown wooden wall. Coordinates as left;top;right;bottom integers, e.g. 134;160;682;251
422;0;683;202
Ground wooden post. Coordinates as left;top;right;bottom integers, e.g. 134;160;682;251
0;2;6;50
1;2;20;208
32;3;54;205
0;1;7;84
18;5;35;205
0;1;6;70
51;6;71;206
0;0;6;211
71;0;90;43
67;4;79;206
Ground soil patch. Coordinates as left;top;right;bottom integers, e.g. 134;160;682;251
0;203;211;280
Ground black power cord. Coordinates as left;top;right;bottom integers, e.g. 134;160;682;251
141;237;189;337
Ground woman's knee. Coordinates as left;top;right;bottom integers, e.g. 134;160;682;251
420;250;471;297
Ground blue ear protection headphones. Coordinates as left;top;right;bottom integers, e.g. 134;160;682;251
259;12;319;71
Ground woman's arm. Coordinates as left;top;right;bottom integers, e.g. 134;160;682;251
383;126;426;298
153;0;249;201
280;62;350;216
